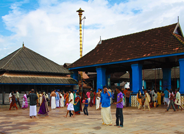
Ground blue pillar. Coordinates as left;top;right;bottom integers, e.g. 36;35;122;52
162;68;171;90
179;59;184;94
131;63;142;94
159;80;162;90
177;79;180;89
96;67;106;93
72;71;78;82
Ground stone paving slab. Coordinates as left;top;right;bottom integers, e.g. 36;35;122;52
0;105;184;134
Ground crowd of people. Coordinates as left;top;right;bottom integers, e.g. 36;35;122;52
136;88;183;111
7;86;183;128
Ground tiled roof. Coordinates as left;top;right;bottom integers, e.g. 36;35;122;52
120;68;179;80
70;23;184;68
0;47;70;74
0;73;77;84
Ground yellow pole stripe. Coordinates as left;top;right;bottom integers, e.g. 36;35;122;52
79;23;82;58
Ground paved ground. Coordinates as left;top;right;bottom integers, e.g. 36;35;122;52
0;104;184;134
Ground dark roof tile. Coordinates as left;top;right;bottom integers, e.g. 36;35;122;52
70;23;184;68
0;47;70;74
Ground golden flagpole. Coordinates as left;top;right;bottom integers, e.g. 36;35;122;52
76;8;84;91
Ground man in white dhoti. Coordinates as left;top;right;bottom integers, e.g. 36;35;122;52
96;89;101;110
27;89;38;118
100;86;112;126
175;89;182;111
56;90;60;108
60;91;64;108
50;90;56;109
163;88;170;106
64;89;75;118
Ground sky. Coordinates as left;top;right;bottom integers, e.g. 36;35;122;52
0;0;184;65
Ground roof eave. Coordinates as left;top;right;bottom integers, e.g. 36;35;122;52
69;52;184;71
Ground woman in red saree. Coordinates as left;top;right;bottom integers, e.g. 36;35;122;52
74;92;82;115
65;92;69;106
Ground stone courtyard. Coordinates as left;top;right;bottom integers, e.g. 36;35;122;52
0;105;184;134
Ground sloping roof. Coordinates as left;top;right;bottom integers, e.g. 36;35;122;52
121;68;179;80
70;23;184;68
0;73;77;85
0;46;70;74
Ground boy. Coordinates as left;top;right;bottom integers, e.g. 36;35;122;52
83;96;88;115
114;87;123;128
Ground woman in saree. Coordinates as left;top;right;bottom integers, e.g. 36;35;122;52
22;92;28;109
137;90;142;109
38;91;49;116
65;92;69;106
157;90;161;106
74;92;82;115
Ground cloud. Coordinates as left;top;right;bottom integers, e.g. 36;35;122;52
0;0;184;65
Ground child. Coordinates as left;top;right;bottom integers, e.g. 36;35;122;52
83;96;88;116
113;87;123;128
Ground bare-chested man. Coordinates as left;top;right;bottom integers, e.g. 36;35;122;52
96;89;101;110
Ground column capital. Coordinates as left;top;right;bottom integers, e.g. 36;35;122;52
179;58;184;62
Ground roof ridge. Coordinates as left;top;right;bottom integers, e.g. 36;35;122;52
173;33;184;46
1;47;23;69
102;23;177;42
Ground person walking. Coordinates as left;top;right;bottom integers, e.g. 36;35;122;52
166;90;176;112
27;89;38;118
9;91;13;105
56;90;60;108
9;93;18;110
86;90;90;104
22;92;28;109
64;89;75;118
50;89;56;110
38;91;49;116
89;90;94;107
175;89;182;111
114;87;123;128
59;91;64;108
137;90;142;109
83;96;89;116
15;90;21;108
125;89;131;107
144;90;151;111
163;88;169;106
157;90;161;106
96;89;101;110
100;86;112;126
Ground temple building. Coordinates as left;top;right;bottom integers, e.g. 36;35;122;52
69;22;184;107
0;45;77;104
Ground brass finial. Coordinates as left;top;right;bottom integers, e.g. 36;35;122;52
22;42;24;47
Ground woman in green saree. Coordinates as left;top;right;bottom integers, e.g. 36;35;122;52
74;92;82;115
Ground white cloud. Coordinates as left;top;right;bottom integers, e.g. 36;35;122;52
0;0;184;65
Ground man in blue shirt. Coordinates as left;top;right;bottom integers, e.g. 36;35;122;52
100;86;112;126
55;89;60;108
